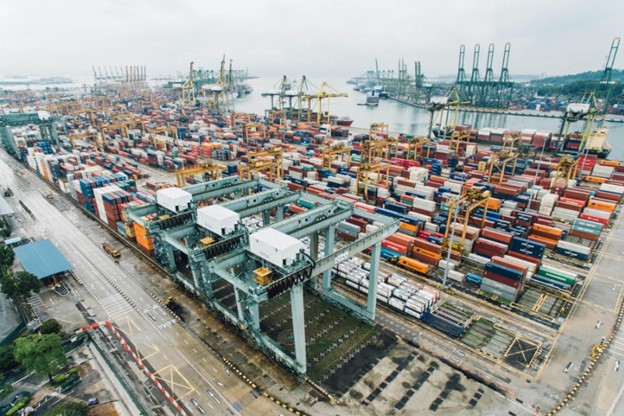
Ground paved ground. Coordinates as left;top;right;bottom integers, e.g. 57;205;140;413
3;146;624;415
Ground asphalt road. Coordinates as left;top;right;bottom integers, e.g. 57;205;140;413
0;150;284;416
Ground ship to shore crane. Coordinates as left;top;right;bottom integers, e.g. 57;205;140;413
443;188;490;253
427;86;470;139
179;61;197;106
176;162;225;187
302;82;348;124
558;92;599;154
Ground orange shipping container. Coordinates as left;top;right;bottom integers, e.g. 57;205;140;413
486;198;501;211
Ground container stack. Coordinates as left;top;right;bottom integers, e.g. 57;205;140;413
531;264;578;291
421;302;474;338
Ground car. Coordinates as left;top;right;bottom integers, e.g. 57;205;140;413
87;398;99;406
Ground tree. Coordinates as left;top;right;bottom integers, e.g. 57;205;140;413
0;245;14;274
40;319;62;335
13;271;40;298
48;400;89;416
0;273;17;300
13;334;67;381
0;344;18;372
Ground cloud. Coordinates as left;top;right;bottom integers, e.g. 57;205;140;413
0;0;622;80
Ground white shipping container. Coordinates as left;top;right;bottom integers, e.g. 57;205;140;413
156;188;192;213
599;183;624;195
556;240;591;256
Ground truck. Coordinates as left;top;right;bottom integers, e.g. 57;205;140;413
102;242;121;258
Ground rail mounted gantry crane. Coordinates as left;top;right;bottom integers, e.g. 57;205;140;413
448;130;471;155
484;150;519;184
230;112;251;128
551;155;580;189
443;187;490;253
241;122;268;146
356;124;395;201
66;132;102;149
99;123;129;146
238;147;284;181
406;136;433;160
125;177;399;377
302;82;348;124
176;162;225;187
321;143;351;169
149;126;179;149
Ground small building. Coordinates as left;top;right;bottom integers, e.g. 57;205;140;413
13;239;73;280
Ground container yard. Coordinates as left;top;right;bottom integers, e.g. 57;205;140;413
1;79;624;416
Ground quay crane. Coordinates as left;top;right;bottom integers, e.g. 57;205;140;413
302;82;348;124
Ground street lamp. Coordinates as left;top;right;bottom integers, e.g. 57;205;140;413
532;142;546;201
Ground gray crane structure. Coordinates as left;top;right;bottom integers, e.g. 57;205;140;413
126;176;399;376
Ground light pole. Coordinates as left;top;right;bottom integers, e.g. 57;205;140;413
532;142;546;201
442;200;460;289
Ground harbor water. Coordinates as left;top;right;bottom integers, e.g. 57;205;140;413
235;76;624;161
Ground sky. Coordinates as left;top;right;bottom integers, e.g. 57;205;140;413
0;0;622;81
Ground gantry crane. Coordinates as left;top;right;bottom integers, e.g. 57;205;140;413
241;122;267;146
356;124;395;200
321;143;351;169
99;123;129;145
179;61;197;106
66;132;101;149
238;148;284;181
552;155;579;188
448;130;471;155
176;162;225;187
71;108;99;127
599;37;620;113
406;136;433;160
558;92;599;154
427;86;470;139
443;188;490;252
149;126;179;149
486;150;519;184
302;82;348;124
230;112;251;128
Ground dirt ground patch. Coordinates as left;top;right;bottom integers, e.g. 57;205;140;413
88;402;118;416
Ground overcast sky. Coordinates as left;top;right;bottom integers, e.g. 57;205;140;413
1;0;622;81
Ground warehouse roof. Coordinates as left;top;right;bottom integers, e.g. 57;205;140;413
0;195;14;216
13;240;73;279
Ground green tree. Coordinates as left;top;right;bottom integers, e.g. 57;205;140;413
13;271;41;299
0;245;14;273
48;400;89;416
0;273;17;300
13;334;67;381
0;344;18;373
40;319;62;335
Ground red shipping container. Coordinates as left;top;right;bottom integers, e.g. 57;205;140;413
484;271;521;288
507;250;541;266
